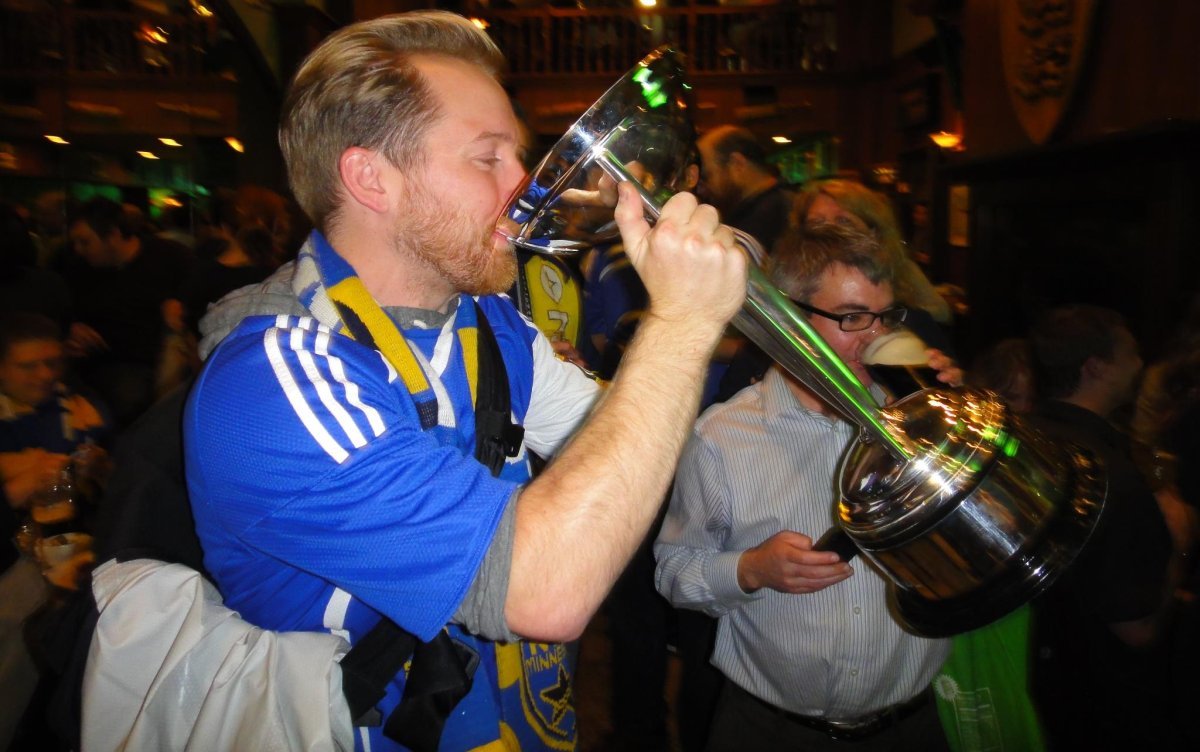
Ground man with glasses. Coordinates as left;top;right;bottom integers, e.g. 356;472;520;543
655;223;960;751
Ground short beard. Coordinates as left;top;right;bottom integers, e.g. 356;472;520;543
398;187;517;298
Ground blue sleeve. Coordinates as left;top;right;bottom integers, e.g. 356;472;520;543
184;316;517;640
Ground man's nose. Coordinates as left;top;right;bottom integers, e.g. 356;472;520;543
502;161;528;198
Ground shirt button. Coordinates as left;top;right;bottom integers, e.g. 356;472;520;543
853;606;862;615
850;669;859;676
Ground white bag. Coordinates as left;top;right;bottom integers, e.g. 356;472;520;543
82;558;355;752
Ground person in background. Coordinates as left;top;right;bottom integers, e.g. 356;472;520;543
231;184;298;262
179;188;282;337
1131;295;1200;746
29;191;69;270
656;223;959;752
159;188;288;397
582;150;709;752
585;151;702;380
716;177;954;404
183;11;745;751
0;202;72;332
0;313;111;460
0;312;111;749
156;199;197;251
794;179;952;329
696;124;793;255
1028;304;1185;750
1134;293;1200;512
967;337;1036;414
933;337;1046;752
63;197;190;426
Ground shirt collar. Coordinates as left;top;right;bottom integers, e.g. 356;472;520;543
1038;399;1126;449
760;366;887;429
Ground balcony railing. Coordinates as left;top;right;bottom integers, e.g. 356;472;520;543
0;8;227;80
480;4;838;78
0;5;836;81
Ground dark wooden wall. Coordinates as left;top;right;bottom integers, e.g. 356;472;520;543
940;1;1200;362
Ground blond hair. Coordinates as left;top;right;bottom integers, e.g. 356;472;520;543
279;11;505;231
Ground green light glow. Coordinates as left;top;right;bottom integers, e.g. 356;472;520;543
632;67;666;108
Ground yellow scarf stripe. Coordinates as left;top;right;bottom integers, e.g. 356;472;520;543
327;277;431;395
458;327;480;408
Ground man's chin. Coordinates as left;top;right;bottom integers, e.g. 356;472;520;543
463;251;517;297
851;364;873;387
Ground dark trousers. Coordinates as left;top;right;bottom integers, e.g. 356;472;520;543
706;682;950;752
605;528;724;751
674;609;724;752
606;534;671;751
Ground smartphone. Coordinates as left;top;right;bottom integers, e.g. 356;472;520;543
812;528;859;562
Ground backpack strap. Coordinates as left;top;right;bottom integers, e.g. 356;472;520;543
340;301;522;750
473;300;525;475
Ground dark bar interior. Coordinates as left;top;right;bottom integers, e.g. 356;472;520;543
2;2;1197;750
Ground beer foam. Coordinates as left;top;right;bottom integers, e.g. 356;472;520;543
862;330;929;366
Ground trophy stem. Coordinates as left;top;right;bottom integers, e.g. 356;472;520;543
594;148;912;462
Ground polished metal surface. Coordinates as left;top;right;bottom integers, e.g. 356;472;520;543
503;49;1108;637
504;47;910;458
839;387;1106;635
506;48;697;255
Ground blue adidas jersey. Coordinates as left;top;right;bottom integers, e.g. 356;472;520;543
184;293;577;751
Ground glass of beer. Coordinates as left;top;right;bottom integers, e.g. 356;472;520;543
862;329;939;398
29;466;78;537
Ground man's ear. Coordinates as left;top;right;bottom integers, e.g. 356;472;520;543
1080;354;1108;385
338;147;393;215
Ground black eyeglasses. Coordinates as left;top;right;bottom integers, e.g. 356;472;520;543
791;300;908;332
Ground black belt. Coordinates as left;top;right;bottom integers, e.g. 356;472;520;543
737;683;934;742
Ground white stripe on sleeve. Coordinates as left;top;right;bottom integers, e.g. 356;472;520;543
291;327;369;449
316;329;386;438
264;327;350;464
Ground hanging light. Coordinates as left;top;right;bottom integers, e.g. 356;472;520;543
929;131;962;149
225;137;245;153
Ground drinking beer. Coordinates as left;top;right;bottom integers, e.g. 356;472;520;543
862;329;939;398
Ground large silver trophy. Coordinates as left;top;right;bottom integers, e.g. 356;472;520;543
503;48;1106;636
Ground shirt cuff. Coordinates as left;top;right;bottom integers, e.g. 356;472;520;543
706;550;763;605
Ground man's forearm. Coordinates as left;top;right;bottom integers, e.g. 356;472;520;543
507;314;723;641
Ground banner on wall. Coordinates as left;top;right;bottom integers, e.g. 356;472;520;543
999;0;1099;144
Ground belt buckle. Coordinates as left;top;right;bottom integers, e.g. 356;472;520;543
824;713;885;741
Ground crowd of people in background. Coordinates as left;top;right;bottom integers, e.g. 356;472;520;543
0;24;1196;747
0;185;297;748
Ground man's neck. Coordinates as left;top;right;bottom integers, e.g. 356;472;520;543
325;227;457;312
779;367;839;417
0;391;37;417
1061;391;1113;420
737;174;779;206
113;235;141;266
